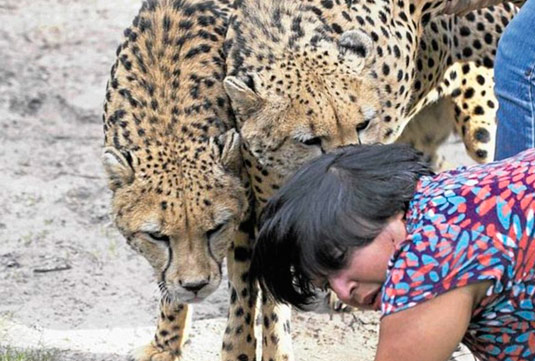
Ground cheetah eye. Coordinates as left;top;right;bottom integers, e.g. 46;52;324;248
301;137;322;147
244;74;257;93
147;232;170;244
356;120;370;132
206;222;226;240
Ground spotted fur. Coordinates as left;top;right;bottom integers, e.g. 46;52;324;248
223;0;518;359
102;1;260;360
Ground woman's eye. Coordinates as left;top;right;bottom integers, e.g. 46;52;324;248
301;137;322;147
147;233;170;243
206;223;226;240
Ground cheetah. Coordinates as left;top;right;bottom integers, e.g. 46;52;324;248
223;0;519;359
101;1;260;360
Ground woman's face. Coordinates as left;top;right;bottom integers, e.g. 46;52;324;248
326;215;406;310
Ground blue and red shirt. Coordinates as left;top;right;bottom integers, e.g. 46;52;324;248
382;148;535;360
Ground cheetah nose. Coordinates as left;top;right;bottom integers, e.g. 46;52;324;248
181;279;210;293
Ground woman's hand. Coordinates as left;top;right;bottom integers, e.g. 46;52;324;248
374;281;491;361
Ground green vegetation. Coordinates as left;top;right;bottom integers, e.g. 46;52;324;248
0;347;61;361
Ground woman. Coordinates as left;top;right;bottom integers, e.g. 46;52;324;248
251;144;535;361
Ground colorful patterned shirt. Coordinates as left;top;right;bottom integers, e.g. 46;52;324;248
382;148;535;360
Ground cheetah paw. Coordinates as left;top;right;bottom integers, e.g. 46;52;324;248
329;297;354;313
300;290;353;314
322;290;354;314
128;344;180;361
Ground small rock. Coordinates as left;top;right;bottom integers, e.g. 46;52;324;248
1;253;20;268
33;256;71;273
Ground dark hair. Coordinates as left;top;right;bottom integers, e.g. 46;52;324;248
250;143;432;309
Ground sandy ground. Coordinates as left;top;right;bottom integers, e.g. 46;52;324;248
0;0;476;360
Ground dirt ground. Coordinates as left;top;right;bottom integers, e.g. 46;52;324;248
0;0;475;360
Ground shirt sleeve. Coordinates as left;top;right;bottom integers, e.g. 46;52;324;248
381;221;514;318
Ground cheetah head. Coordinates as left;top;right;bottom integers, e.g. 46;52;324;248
102;129;248;303
225;30;385;176
224;0;448;177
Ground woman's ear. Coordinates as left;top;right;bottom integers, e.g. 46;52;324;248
390;212;407;248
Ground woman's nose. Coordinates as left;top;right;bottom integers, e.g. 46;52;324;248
328;275;354;304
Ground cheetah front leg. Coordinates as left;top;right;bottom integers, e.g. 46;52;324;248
260;296;294;361
222;229;259;361
129;300;192;361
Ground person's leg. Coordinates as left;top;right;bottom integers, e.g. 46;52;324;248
494;0;535;160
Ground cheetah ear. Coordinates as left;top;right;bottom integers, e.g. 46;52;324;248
210;129;242;176
224;75;263;119
102;147;135;191
337;30;374;66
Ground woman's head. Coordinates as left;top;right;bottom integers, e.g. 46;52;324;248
250;143;432;309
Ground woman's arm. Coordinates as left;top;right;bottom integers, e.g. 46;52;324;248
375;281;491;361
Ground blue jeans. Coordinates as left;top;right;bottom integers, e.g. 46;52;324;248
494;0;535;160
